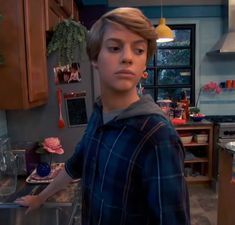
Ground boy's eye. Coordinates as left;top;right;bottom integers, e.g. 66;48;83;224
108;46;120;52
135;48;145;55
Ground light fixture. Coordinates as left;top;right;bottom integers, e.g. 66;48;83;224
155;0;174;43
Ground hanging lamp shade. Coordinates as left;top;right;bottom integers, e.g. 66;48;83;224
155;18;174;43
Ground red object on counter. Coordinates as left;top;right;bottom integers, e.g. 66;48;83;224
171;118;186;125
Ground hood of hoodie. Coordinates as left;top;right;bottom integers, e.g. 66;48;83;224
115;94;166;120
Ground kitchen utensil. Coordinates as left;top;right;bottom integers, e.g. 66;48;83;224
57;88;65;128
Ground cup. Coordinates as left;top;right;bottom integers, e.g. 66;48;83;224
232;80;235;89
219;82;226;88
226;80;232;89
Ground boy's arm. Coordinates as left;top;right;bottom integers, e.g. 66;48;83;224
15;168;73;214
142;135;190;224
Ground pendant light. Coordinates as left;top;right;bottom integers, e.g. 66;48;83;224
155;0;174;43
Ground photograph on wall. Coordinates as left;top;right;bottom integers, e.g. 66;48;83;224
64;91;88;127
53;62;81;85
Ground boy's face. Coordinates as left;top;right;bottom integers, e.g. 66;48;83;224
92;23;148;95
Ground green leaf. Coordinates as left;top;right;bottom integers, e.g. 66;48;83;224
47;20;88;65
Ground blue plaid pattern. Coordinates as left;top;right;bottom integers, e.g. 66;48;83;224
65;99;190;225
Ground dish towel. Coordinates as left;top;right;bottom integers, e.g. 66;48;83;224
231;153;235;184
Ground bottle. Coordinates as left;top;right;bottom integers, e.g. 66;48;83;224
180;91;190;120
0;138;17;196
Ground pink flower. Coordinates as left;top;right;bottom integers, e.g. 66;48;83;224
202;82;221;94
42;137;64;155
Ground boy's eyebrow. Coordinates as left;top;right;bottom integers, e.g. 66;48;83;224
105;38;147;45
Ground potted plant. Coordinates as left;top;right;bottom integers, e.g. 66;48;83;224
36;137;64;177
47;19;88;65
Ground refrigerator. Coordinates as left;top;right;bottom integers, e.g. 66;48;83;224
6;49;95;161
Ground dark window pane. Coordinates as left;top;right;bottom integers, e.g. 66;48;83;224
147;56;155;67
158;69;191;85
158;29;191;47
157;49;190;66
158;87;191;102
142;68;155;85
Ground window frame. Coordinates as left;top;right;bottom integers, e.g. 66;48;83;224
144;24;196;105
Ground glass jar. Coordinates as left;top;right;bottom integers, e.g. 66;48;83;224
0;138;17;196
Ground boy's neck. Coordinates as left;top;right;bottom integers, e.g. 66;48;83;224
101;91;140;113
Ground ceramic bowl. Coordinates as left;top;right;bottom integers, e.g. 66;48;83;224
190;114;206;122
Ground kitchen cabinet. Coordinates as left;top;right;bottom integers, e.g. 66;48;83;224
0;0;48;110
175;121;213;184
45;0;78;31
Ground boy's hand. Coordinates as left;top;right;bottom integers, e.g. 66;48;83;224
14;195;44;214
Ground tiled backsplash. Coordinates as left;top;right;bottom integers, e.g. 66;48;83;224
0;110;7;137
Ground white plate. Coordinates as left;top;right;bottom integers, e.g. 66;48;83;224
26;163;64;184
225;141;235;153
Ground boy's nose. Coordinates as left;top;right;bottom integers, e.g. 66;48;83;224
121;47;133;65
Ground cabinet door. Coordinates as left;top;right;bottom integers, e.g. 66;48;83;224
24;0;48;103
0;0;48;109
60;0;73;16
73;2;79;21
45;0;71;31
45;0;63;31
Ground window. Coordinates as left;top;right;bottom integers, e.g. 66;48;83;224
143;24;195;105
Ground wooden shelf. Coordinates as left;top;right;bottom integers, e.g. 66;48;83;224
185;157;208;163
175;123;213;184
185;175;210;183
183;142;208;147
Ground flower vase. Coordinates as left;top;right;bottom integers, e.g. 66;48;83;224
36;154;52;177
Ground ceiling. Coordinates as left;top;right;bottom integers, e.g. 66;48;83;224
79;0;224;7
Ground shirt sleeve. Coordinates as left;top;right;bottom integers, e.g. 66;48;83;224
65;139;85;179
141;124;190;225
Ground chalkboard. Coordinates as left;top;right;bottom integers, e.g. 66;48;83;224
65;97;88;127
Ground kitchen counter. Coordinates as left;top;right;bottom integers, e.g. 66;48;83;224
174;119;213;128
217;147;235;225
0;177;81;225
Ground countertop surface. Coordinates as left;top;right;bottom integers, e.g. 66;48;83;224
174;119;213;127
0;176;81;208
218;142;235;154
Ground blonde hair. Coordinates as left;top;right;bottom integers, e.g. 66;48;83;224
86;7;157;63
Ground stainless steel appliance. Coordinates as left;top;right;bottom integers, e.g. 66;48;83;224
206;115;235;192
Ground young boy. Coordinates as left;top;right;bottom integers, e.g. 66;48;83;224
15;7;190;225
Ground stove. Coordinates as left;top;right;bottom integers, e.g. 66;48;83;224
206;115;235;140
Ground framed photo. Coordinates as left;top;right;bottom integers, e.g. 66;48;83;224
64;92;88;127
53;62;81;85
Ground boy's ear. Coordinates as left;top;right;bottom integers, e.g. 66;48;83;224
91;60;98;69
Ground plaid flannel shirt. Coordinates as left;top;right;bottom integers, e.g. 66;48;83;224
65;96;190;225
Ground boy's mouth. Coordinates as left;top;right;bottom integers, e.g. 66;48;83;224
115;69;135;76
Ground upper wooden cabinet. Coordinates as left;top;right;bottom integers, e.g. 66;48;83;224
45;0;78;31
0;0;48;110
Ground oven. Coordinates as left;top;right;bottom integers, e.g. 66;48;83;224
206;116;235;192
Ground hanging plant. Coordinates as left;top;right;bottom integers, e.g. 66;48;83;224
47;19;88;65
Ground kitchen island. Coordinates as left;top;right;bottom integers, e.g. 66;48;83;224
217;146;235;225
0;177;81;225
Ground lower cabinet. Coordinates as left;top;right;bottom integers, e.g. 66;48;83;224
175;122;213;184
